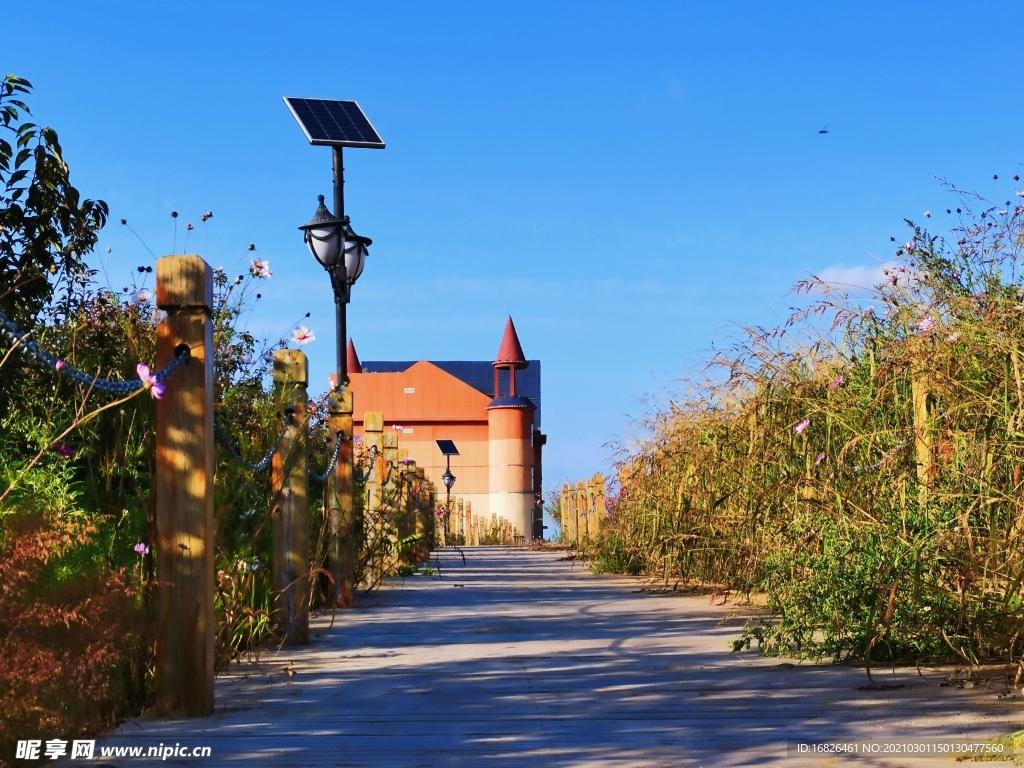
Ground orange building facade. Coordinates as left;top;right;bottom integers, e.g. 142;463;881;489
346;318;546;540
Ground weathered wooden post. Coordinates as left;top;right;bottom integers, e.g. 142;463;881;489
155;255;214;716
423;474;435;554
911;365;932;506
327;382;355;608
559;484;569;544
396;448;410;563
411;466;426;560
271;350;309;645
465;501;473;545
576;482;587;548
364;412;384;585
590;472;606;539
562;483;576;546
383;432;399;574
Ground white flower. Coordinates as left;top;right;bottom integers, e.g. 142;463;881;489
250;259;272;279
291;325;315;345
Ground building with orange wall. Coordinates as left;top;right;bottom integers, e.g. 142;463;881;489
346;317;546;540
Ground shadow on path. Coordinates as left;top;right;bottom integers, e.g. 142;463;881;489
97;547;1023;767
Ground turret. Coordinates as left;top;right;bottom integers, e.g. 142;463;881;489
487;317;536;542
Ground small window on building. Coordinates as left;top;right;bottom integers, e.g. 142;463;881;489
403;428;414;434
403;387;415;394
531;467;535;490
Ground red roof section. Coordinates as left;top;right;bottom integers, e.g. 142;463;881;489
347;339;362;374
494;316;528;368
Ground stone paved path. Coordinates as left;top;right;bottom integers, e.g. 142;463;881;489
98;547;1023;767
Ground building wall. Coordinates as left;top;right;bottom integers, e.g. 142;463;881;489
347;361;494;518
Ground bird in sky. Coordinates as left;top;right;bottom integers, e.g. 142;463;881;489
818;125;829;134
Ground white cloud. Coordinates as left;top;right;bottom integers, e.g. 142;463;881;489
813;262;893;293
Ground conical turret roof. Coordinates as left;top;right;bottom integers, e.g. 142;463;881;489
347;339;362;374
494;316;528;369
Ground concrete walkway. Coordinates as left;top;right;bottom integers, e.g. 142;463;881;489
99;547;1022;767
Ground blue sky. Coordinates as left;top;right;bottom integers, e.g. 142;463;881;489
7;1;1024;495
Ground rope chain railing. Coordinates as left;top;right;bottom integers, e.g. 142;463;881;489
309;431;344;483
0;309;191;393
213;418;291;474
356;445;379;484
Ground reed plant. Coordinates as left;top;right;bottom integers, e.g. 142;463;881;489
598;184;1024;671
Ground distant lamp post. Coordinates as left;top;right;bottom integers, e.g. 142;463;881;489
436;440;460;544
298;196;371;384
441;468;456;492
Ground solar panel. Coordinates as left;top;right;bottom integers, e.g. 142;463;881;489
283;97;385;148
435;439;460;456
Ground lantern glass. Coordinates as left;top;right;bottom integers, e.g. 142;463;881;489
306;226;343;269
344;239;368;284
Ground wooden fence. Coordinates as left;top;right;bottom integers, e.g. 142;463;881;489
558;473;606;548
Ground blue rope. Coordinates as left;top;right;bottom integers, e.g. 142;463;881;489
214;418;290;474
0;309;190;394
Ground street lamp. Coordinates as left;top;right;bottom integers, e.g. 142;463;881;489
285;97;384;608
298;196;371;385
436;440;459;545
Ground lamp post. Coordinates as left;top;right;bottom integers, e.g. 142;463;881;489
435;440;459;545
286;97;383;608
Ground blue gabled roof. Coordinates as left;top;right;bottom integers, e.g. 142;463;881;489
361;359;542;428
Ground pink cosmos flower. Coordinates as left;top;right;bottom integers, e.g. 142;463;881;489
54;359;66;371
291;325;314;345
52;445;76;458
905;241;917;253
814;452;826;466
132;289;151;304
137;363;166;399
134;542;149;556
917;316;935;333
829;374;844;389
947;332;960;343
794;419;810;435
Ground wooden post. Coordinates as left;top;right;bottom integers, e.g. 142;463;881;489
911;365;932;505
327;384;355;608
397;448;410;564
155;255;214;717
364;412;384;585
413;468;430;561
591;473;606;538
383;432;399;574
271;350;309;645
562;484;576;546
423;475;435;554
576;482;587;548
465;501;473;546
